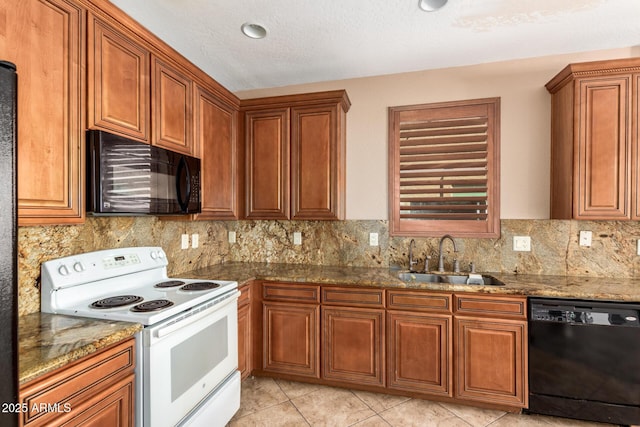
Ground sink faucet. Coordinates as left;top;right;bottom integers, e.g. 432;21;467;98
408;239;418;272
438;234;459;273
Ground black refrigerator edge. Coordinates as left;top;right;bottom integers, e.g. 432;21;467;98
0;60;19;427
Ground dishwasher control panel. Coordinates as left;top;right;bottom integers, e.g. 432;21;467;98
530;298;640;326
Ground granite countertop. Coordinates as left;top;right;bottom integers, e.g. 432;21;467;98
186;262;640;302
19;313;141;385
21;262;640;385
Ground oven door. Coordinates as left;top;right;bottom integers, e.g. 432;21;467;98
141;292;239;427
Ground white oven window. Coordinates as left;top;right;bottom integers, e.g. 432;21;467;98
171;317;228;401
142;295;238;427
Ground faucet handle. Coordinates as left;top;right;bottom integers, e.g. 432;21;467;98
469;261;476;274
453;258;460;273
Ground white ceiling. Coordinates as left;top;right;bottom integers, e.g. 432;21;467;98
109;0;640;93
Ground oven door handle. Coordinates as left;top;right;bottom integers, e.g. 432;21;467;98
155;291;239;339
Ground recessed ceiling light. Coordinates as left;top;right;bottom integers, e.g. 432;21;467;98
419;0;448;12
241;23;267;39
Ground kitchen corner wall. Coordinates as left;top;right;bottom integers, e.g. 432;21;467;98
18;218;640;316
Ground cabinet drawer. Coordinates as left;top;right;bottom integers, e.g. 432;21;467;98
262;282;320;303
454;294;526;319
387;290;452;313
20;339;135;426
322;287;384;308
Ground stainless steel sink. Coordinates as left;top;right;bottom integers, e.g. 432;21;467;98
397;272;443;283
397;272;505;286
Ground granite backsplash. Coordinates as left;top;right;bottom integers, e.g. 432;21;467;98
18;217;640;315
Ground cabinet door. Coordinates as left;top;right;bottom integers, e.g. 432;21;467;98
3;0;84;224
245;109;290;219
455;317;527;407
194;85;239;219
387;311;452;396
291;104;345;220
263;302;319;378
87;14;150;142
58;374;134;427
322;306;385;386
152;57;193;155
576;76;631;219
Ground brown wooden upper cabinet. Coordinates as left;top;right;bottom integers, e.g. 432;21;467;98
242;90;351;220
88;14;150;142
5;0;85;225
194;84;240;219
546;57;640;220
89;17;196;156
9;0;240;225
152;57;194;155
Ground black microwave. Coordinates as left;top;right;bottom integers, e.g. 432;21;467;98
87;130;201;215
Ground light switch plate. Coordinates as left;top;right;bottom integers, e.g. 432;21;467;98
369;233;379;246
293;232;302;245
513;236;531;251
228;231;236;244
181;234;189;250
191;233;199;248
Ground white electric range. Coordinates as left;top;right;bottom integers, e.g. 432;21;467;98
40;247;240;427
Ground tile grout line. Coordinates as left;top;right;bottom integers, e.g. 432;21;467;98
272;378;313;426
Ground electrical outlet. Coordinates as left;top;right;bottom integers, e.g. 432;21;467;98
637;240;640;256
228;231;236;244
579;230;592;247
191;233;199;248
293;232;302;245
181;234;189;250
513;236;531;252
369;232;379;246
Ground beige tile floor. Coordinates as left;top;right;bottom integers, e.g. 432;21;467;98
229;377;618;427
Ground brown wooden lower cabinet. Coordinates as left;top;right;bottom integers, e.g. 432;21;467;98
455;316;528;407
250;282;528;411
19;338;135;427
387;311;452;396
263;301;320;378
322;306;385;386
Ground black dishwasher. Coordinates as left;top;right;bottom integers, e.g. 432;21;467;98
528;298;640;425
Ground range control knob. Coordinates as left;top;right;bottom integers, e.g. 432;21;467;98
150;251;158;260
158;251;165;259
58;265;70;276
73;262;85;272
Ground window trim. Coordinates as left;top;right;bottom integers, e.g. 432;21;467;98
388;97;500;238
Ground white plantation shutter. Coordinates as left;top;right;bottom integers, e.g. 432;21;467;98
389;98;500;237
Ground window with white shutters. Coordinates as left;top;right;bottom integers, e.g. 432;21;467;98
388;98;500;237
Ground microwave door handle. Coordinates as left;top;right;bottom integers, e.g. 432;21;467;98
175;156;191;212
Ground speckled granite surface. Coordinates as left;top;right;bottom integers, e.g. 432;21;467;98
19;313;141;384
18;218;640;316
186;262;640;302
19;262;640;385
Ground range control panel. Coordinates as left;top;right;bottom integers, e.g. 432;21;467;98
42;247;168;289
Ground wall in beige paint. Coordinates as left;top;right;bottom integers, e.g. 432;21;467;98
236;46;640;220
